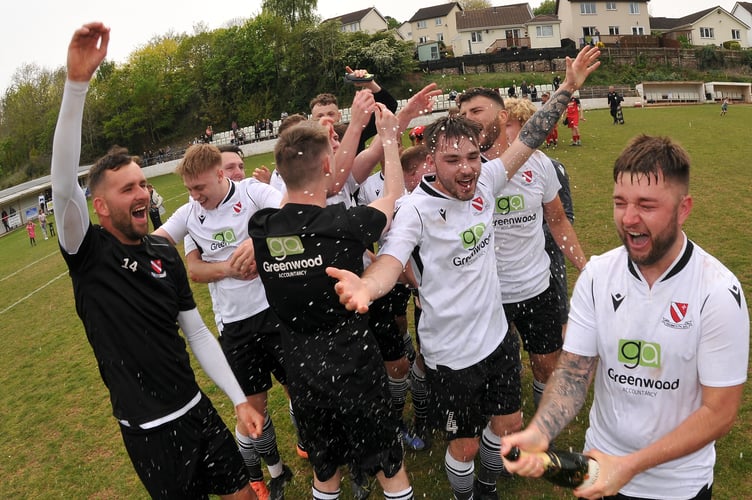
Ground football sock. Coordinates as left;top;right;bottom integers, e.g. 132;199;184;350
388;374;409;418
409;363;428;425
250;413;283;476
236;427;264;482
384;486;414;500
533;378;546;409
312;485;340;499
478;424;507;485
445;448;474;500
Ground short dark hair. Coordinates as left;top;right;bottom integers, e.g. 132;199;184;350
309;93;338;111
88;146;138;195
217;144;243;157
423;116;482;156
278;113;309;135
456;87;505;108
613;135;690;189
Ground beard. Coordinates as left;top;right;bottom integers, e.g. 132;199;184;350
620;212;680;267
478;117;502;152
111;206;148;242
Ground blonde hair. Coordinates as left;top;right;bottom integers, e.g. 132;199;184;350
504;97;537;125
176;143;222;178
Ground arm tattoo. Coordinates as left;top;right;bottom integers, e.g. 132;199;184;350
519;89;572;149
532;350;597;442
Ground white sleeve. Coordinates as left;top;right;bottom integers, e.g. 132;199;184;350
51;80;91;254
562;265;599;357
177;309;246;406
158;203;191;245
697;278;749;387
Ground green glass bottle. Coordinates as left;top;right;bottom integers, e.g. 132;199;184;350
504;446;599;488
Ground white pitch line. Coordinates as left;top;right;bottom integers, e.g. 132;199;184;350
0;250;59;282
0;270;68;315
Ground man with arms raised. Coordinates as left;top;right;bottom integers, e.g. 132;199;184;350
52;23;263;499
329;46;600;499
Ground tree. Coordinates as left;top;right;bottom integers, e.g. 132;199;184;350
461;0;491;10
533;0;557;16
262;0;318;28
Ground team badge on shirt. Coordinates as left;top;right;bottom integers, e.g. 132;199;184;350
150;259;167;278
521;170;533;183
471;196;484;212
233;201;243;214
662;302;692;329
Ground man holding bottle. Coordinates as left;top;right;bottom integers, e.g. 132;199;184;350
501;135;748;500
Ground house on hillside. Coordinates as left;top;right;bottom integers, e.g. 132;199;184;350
650;6;750;48
527;14;563;49
454;3;536;55
323;7;391;35
731;2;752;46
406;2;463;46
555;0;651;47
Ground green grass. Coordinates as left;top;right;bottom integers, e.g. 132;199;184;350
1;104;750;499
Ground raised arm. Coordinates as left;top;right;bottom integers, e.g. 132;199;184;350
331;89;375;193
51;22;110;254
351;83;442;184
363;104;402;231
501;45;600;180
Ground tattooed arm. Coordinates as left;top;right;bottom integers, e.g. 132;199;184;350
498;350;597;475
500;45;600;180
532;351;597;442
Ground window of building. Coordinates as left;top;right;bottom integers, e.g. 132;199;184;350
471;31;483;43
437;32;444;42
732;29;741;40
417;20;427;29
581;3;596;14
606;2;616;10
435;17;443;26
609;26;620;35
419;36;428;43
342;22;359;32
583;26;597;36
629;3;640;14
700;27;714;38
536;25;554;37
632;26;645;35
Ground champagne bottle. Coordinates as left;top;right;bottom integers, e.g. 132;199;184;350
504;446;599;488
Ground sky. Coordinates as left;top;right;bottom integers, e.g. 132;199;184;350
0;0;737;95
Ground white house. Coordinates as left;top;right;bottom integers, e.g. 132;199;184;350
730;2;752;46
555;0;652;46
650;6;750;47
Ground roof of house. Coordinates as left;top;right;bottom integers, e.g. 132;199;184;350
456;3;533;30
650;6;749;31
527;14;560;24
736;1;752;12
408;2;462;23
324;7;384;25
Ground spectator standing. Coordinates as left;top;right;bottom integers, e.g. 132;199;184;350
205;125;214;143
26;219;37;246
3;209;10;232
607;85;625;124
553;74;561;90
39;211;49;240
147;184;164;230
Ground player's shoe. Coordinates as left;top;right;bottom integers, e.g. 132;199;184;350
473;479;499;500
268;464;293;500
295;442;308;460
251;480;269;500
